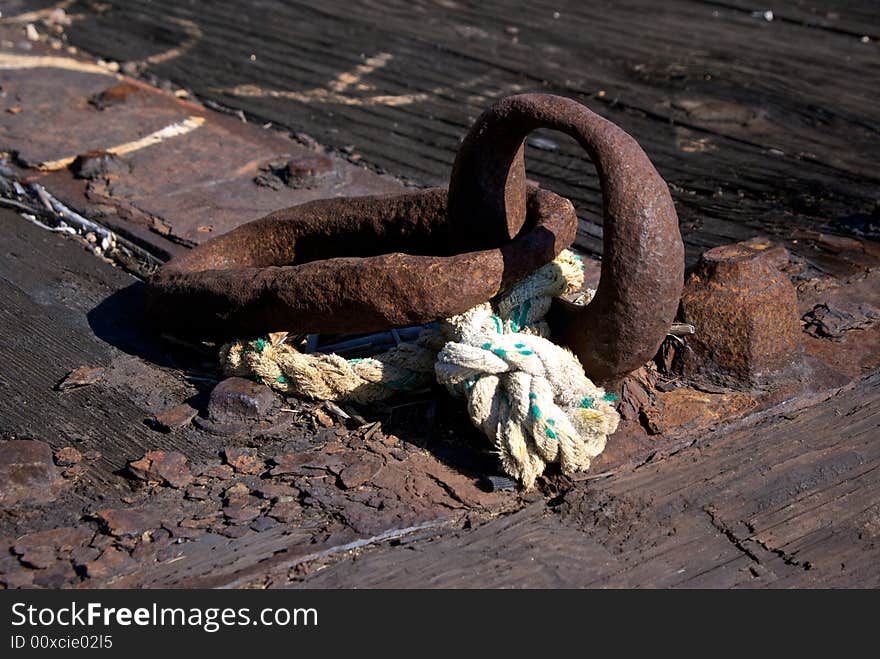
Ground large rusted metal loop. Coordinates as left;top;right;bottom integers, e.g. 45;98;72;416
146;187;577;340
449;94;685;384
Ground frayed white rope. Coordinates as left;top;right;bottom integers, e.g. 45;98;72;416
220;250;619;487
435;302;618;488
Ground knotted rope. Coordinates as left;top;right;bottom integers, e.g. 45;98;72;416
220;250;619;487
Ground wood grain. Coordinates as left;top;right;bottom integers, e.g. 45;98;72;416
292;372;880;588
63;0;880;260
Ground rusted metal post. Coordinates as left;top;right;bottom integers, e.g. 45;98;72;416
680;239;804;389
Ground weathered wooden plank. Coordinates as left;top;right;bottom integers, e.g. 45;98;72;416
60;0;880;261
706;0;880;36
292;373;880;587
0;210;519;588
292;503;624;589
3;1;879;590
0;210;207;496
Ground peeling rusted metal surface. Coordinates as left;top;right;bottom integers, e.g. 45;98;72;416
0;34;401;257
0;65;187;169
449;93;684;384
680;238;804;389
147;186;577;339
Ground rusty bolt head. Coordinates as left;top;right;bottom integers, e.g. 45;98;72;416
256;153;337;190
206;377;279;422
88;82;141;111
285;153;334;181
680;239;804;389
195;377;294;437
70;150;130;180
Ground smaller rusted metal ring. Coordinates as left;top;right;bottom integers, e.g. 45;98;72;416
448;93;685;384
146;186;577;340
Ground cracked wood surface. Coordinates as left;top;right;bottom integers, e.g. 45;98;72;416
0;210;515;588
293;373;880;588
4;204;877;588
0;1;878;588
59;0;880;260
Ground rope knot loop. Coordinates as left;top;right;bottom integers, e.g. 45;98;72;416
220;249;620;488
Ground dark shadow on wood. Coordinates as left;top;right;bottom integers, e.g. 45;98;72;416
87;281;212;376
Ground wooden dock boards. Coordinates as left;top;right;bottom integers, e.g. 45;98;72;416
0;1;878;588
61;0;880;260
292;372;880;589
4;204;877;587
0;209;511;588
0;209;206;500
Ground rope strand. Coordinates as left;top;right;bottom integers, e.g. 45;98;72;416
219;250;620;488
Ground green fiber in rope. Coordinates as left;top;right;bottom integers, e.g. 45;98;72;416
386;372;423;390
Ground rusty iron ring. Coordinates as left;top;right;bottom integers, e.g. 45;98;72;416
146;186;577;340
449;93;685;384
